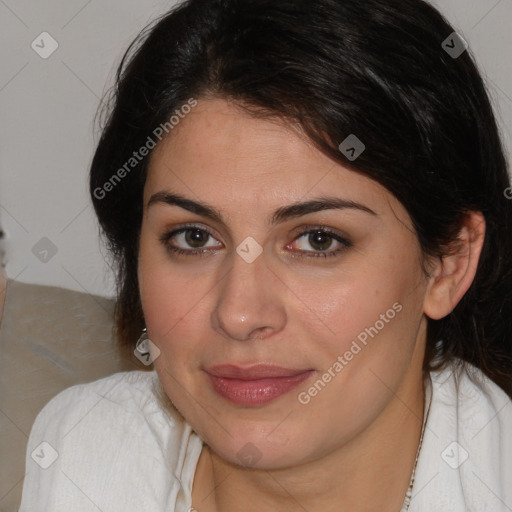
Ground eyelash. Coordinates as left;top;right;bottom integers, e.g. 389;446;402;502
159;224;352;260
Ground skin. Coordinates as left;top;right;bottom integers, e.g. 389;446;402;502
137;97;485;512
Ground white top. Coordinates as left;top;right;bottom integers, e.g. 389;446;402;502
19;361;512;511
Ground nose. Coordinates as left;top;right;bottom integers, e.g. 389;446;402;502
211;248;287;342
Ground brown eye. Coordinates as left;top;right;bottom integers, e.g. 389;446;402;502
160;226;223;256
184;228;211;248
287;227;352;259
307;231;335;251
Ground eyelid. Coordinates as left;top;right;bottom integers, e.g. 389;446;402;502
161;222;221;241
288;224;350;241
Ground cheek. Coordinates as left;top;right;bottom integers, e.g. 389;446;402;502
307;246;425;366
290;257;425;434
138;235;203;345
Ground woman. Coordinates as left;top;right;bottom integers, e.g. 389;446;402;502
19;0;512;510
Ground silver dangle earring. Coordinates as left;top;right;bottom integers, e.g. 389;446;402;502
137;327;149;347
134;327;155;365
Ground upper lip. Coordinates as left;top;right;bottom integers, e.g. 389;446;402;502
205;364;313;380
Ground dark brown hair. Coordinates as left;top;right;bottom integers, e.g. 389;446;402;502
90;0;512;396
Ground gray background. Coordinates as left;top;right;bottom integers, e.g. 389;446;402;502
1;0;510;298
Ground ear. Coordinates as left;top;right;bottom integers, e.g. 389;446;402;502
423;211;486;320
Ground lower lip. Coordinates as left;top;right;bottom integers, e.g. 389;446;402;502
205;371;315;406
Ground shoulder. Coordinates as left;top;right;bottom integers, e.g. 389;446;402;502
20;371;202;511
411;360;512;512
27;370;173;444
34;370;155;412
25;369;190;460
33;370;163;422
431;359;512;436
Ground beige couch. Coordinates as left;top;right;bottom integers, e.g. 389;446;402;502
0;277;144;511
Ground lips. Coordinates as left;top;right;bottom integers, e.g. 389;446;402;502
205;363;311;380
204;364;315;406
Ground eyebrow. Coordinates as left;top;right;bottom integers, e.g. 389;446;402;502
147;191;377;225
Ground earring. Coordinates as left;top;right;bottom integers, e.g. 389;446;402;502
137;327;149;352
135;327;150;359
134;327;161;366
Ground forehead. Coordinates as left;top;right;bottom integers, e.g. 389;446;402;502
144;98;404;224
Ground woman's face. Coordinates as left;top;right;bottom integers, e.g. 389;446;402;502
138;97;431;469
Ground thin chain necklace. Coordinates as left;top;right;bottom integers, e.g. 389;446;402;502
400;374;433;512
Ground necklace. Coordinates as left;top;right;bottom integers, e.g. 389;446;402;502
400;374;433;512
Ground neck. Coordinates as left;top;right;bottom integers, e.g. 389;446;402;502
193;368;426;512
